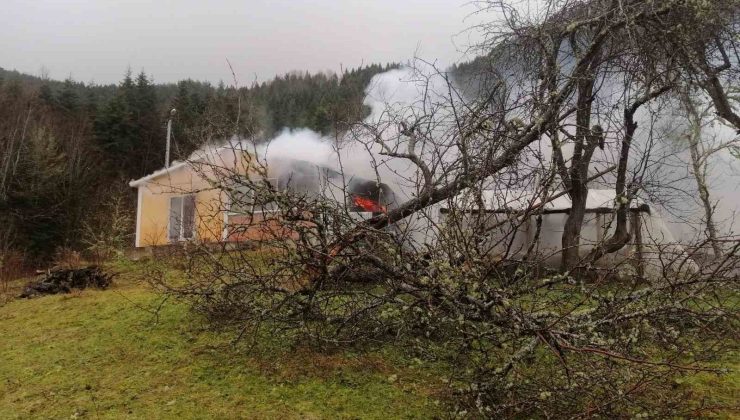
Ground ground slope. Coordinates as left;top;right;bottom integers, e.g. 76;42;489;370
0;262;441;419
1;259;736;418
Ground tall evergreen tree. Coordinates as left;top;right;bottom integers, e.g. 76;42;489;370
95;70;163;178
57;78;80;113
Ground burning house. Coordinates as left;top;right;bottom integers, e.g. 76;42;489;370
128;142;695;281
128;146;397;247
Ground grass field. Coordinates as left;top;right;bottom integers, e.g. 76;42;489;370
0;259;737;419
0;260;444;419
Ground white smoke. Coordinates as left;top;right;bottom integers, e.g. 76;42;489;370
180;61;738;244
252;65;457;204
262;128;335;167
647;113;740;240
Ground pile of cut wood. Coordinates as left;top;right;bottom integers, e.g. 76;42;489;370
20;266;113;298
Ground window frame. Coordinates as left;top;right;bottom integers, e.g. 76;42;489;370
168;194;197;243
227;178;281;216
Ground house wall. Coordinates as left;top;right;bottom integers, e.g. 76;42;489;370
437;209;697;276
134;148;255;247
136;167;225;246
438;211;643;268
225;213;301;242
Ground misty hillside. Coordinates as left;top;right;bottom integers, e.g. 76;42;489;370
0;63;396;260
0;63;398;152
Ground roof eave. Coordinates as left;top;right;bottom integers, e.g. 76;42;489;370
128;160;190;188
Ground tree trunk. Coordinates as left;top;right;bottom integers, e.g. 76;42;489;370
683;93;724;258
560;54;598;272
561;186;587;271
687;120;723;258
583;84;673;264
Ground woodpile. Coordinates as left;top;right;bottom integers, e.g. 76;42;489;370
20;266;113;298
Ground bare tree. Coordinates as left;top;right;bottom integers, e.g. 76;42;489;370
152;0;740;416
677;90;740;258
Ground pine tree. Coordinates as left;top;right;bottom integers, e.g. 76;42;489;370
38;84;55;105
94;71;137;176
133;71;161;174
57;78;80;113
94;70;163;177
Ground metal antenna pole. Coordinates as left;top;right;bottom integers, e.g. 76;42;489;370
165;108;176;168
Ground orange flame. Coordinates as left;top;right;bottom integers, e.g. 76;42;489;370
352;195;386;213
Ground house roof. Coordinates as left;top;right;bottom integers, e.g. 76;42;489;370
128;160;190;188
128;138;252;188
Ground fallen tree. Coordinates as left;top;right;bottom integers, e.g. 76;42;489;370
153;0;740;417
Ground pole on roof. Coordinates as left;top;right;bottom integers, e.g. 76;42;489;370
165;108;176;168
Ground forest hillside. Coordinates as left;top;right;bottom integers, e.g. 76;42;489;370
0;63;397;262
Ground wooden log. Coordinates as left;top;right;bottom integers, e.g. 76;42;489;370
20;266;113;298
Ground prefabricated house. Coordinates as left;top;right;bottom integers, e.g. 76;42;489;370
129;147;241;247
129;147;396;248
130;147;691;276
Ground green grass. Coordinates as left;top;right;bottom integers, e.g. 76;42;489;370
679;352;740;417
1;258;737;418
0;261;443;419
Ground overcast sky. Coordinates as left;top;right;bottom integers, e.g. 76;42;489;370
0;0;485;85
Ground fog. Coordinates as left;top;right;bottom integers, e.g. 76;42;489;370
256;66;740;241
0;0;484;84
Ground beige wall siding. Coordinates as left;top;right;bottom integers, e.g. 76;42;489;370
135;152;241;247
196;187;226;243
137;187;226;247
133;149;279;247
137;185;171;246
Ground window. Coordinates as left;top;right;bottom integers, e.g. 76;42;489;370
252;178;281;213
227;185;254;215
281;169;321;197
228;178;280;215
169;195;196;242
